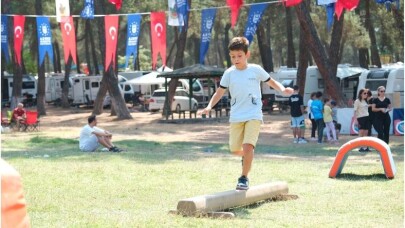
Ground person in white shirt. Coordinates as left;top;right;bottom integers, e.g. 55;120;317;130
354;88;370;152
199;37;293;190
79;115;122;152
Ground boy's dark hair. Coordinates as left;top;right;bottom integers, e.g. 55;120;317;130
310;92;317;98
324;98;330;103
315;91;323;98
293;85;299;91
88;115;96;124
228;37;249;53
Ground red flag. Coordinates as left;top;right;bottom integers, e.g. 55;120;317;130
150;12;166;70
13;15;25;66
108;0;122;10
104;15;119;71
284;0;303;7
226;0;243;28
335;0;360;20
60;16;77;65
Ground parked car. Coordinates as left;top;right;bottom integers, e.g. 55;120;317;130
149;88;198;112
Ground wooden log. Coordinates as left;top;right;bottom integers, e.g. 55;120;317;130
176;181;288;216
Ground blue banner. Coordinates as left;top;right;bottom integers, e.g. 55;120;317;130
199;8;216;64
81;0;94;19
326;4;335;31
176;0;188;32
1;15;10;63
36;17;53;65
244;3;268;44
125;14;141;68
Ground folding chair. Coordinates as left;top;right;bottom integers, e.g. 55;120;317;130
20;111;40;131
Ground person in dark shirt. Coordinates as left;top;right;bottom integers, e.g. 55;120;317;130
289;85;307;143
372;86;392;144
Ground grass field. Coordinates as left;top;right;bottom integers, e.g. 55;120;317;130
1;132;404;227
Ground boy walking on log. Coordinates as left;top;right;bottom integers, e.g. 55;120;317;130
199;37;293;190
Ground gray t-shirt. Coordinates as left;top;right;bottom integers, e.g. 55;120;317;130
220;64;271;122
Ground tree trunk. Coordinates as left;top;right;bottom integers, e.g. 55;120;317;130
295;2;346;106
89;20;100;75
329;12;345;74
364;0;381;67
85;20;92;75
92;1;131;119
61;56;72;108
35;0;46;115
358;48;369;68
224;23;232;68
75;18;81;73
297;26;310;94
53;41;62;73
257;18;274;72
286;7;296;68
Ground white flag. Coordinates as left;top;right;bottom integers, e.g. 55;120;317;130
167;0;184;26
56;0;70;23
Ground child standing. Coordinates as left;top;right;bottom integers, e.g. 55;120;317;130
199;37;293;190
311;92;325;144
323;98;338;144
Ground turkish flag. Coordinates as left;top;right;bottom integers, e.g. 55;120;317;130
108;0;122;10
335;0;359;20
150;12;166;69
13;15;25;66
285;0;303;7
226;0;243;28
60;16;77;64
104;15;119;71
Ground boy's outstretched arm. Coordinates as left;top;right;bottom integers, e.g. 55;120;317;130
198;87;226;116
266;78;294;96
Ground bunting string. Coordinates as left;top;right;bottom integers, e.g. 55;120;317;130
1;0;282;18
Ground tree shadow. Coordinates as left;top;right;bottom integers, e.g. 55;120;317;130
335;173;390;181
226;194;299;218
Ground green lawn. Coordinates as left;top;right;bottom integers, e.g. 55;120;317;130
2;134;403;227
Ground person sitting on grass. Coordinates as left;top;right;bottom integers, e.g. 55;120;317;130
79;115;122;152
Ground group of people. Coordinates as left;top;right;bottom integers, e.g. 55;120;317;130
288;87;341;145
78;36;393;194
354;86;392;151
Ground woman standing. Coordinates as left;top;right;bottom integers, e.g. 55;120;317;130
372;86;392;144
307;92;317;141
354;88;370;152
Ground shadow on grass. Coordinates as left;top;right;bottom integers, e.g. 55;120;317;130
2;136;404;164
1;136;230;164
227;194;299;218
335;173;390;181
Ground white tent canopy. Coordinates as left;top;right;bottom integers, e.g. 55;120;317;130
126;66;173;85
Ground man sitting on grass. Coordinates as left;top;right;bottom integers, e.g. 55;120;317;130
79;115;122;152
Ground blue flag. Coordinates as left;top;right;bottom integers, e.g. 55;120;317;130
81;0;94;19
326;4;335;31
1;15;10;63
125;14;141;68
244;3;268;45
199;8;216;64
36;17;53;65
176;0;189;32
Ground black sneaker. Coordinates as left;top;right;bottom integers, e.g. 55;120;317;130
359;148;367;153
109;146;123;153
236;176;249;190
365;147;371;152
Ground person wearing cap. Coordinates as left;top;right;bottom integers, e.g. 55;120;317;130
289;85;307;144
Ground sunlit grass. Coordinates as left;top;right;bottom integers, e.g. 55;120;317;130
1;135;403;227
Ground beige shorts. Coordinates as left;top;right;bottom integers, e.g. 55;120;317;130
229;120;261;152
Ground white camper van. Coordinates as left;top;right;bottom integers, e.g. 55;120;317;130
70;75;125;106
2;73;37;101
357;64;404;108
303;65;366;104
45;73;74;104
